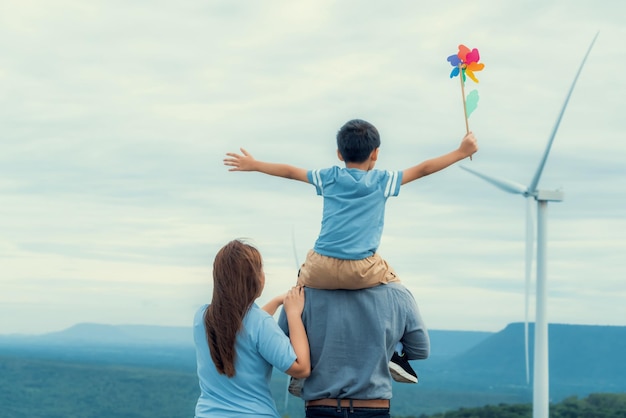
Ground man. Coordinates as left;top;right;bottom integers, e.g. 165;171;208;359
278;283;430;418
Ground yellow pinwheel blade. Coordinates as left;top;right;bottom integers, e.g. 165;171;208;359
465;63;485;83
465;69;479;83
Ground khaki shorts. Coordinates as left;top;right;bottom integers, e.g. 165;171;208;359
297;250;400;289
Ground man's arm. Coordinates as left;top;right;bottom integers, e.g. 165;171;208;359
399;291;431;361
401;328;430;360
401;131;478;185
224;148;309;183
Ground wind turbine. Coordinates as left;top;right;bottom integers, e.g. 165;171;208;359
460;32;598;418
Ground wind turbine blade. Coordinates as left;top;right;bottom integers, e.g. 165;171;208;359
460;165;528;195
285;226;301;411
528;32;599;193
291;226;301;270
524;197;535;385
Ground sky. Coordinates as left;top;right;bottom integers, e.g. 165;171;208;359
1;0;625;335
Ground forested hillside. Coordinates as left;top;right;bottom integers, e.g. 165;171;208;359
410;393;626;418
3;353;625;418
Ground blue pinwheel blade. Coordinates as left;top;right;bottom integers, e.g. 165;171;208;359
447;54;461;66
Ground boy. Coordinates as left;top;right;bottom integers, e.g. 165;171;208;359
224;119;478;387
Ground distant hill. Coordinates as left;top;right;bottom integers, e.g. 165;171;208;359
432;322;626;398
0;323;492;375
426;329;492;358
0;324;197;372
1;323;193;346
0;322;490;352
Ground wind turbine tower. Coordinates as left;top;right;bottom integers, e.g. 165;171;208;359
460;33;598;418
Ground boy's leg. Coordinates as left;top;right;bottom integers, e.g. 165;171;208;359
297;250;345;289
340;253;400;288
389;342;418;383
299;251;401;289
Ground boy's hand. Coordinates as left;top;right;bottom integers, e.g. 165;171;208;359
224;148;257;171
460;132;478;158
224;149;309;182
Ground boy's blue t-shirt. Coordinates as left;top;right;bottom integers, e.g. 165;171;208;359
193;303;296;418
307;166;403;259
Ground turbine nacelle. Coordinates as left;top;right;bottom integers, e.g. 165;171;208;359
536;189;564;202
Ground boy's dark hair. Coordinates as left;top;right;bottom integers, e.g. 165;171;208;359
336;119;381;163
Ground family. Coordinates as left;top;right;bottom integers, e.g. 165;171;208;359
194;119;478;417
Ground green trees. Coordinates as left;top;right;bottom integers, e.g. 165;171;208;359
404;393;626;418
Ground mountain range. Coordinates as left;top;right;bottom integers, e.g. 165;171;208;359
1;322;625;417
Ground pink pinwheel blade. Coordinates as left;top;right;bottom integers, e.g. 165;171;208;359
466;48;480;64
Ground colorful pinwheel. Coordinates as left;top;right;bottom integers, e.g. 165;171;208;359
447;44;485;160
447;45;485;83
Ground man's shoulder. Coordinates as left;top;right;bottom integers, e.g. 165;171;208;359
304;283;414;300
377;283;415;300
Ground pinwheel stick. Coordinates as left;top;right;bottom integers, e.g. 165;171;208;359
458;66;472;160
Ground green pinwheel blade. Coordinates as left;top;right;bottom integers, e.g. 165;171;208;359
466;90;479;118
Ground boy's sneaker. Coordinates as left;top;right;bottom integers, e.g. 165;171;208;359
389;351;418;383
288;377;304;397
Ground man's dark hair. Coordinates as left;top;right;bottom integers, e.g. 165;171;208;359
336;119;381;163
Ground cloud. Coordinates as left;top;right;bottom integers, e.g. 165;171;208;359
1;0;625;334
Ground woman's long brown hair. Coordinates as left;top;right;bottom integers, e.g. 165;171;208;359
204;239;263;377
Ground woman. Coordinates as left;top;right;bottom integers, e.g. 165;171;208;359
193;239;310;417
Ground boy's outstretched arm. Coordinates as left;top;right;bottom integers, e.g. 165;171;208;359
401;131;478;185
224;148;309;182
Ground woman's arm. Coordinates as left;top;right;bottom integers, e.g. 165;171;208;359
261;293;285;316
283;286;311;378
